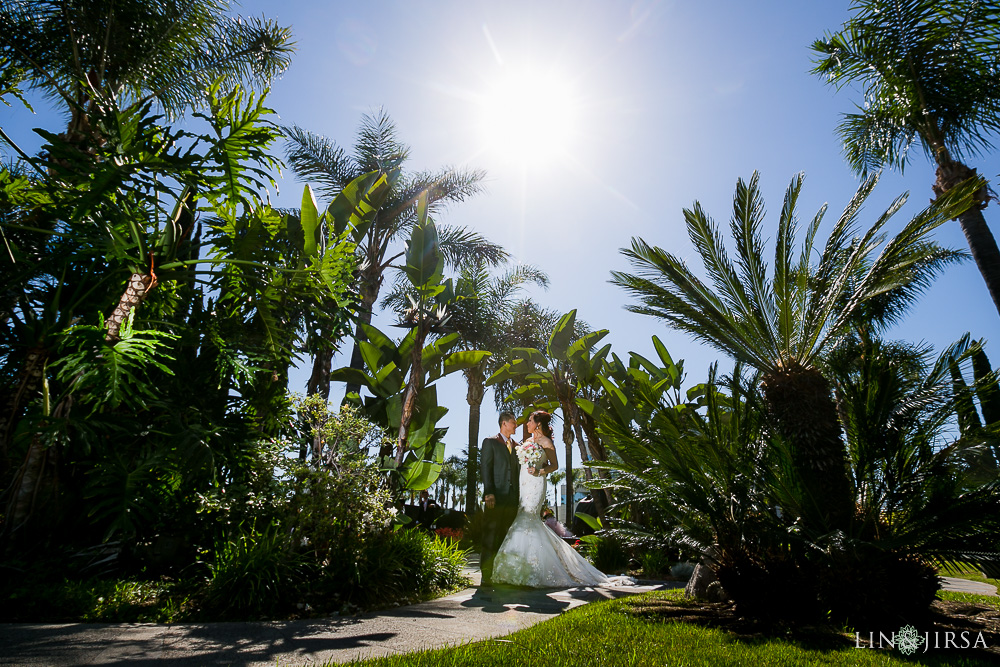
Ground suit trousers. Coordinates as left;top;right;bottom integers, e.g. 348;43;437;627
480;493;518;583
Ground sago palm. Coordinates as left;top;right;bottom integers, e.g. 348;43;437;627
611;171;977;532
812;0;1000;317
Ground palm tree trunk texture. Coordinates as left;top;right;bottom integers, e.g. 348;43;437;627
0;346;47;463
307;347;334;401
571;416;606;520
933;159;1000;319
760;364;853;531
3;395;72;547
4;433;50;542
562;421;575;530
106;272;156;341
465;367;485;515
580;412;614;506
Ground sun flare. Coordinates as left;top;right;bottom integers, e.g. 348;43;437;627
478;68;581;166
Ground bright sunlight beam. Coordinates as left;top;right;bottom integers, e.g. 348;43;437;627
478;67;582;167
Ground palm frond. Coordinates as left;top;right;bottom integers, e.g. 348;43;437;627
437;225;509;269
353;107;408;173
281;125;358;201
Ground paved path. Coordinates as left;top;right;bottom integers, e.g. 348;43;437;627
0;555;678;667
941;576;998;596
0;566;991;667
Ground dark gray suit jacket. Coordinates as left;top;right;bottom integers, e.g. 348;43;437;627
481;434;520;501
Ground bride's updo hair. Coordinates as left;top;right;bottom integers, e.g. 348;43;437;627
530;410;554;439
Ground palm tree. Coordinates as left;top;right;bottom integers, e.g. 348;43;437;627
611;171;976;532
282;114;505;401
440;259;548;514
812;0;1000;317
0;0;293;130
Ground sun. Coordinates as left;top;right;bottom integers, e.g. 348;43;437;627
478;67;582;167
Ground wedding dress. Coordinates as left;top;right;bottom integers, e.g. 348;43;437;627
492;461;632;588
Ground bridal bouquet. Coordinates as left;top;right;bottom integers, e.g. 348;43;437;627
516;439;544;467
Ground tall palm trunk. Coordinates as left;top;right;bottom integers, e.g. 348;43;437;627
932;156;1000;318
464;365;485;514
307;348;334;400
561;420;575;530
4;392;72;547
0;346;47;467
571;415;606;520
579;410;613;513
106;272;156;341
760;363;853;531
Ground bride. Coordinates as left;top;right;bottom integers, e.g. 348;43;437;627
492;410;630;588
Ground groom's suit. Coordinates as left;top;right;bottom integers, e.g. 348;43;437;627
480;433;520;585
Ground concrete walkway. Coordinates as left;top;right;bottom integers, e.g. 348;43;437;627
941;576;998;596
0;555;678;667
0;566;991;667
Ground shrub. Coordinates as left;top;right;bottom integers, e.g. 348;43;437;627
586;535;631;574
202;523;305;619
354;529;469;607
638;550;673;578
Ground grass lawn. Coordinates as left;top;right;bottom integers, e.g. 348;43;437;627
333;589;1000;667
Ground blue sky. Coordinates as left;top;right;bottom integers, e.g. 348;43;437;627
3;1;998;487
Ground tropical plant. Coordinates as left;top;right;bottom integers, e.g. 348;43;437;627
282;113;504;400
611;171;978;533
487;309;612;524
0;0;293;127
812;0;1000;317
386;258;548;513
331;198;490;494
595;351;1000;625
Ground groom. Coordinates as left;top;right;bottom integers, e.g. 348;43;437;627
479;411;520;586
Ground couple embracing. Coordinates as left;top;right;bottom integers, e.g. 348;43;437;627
479;410;631;589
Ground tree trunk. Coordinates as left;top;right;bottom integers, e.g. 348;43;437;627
106;272;156;341
0;346;47;466
761;363;853;531
3;394;72;547
579;409;613;517
933;158;1000;319
571;415;606;520
307;347;334;401
562;419;575;530
465;366;485;514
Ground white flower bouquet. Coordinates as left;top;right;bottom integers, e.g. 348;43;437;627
516;439;544;467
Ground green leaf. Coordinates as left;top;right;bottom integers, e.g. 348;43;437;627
300;184;320;257
575;511;602;531
404;191;443;287
567;330;609;361
510;348;547;367
442;350;491;376
329;366;374;390
548;310;577;359
401;459;442;491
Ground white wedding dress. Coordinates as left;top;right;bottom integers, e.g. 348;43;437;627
492;462;632;588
